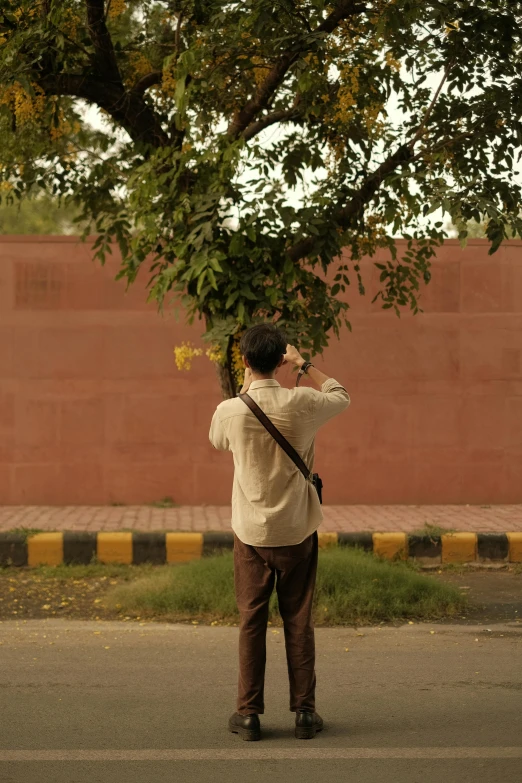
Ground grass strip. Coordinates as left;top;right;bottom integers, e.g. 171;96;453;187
105;547;466;625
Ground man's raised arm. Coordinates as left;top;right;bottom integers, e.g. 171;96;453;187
283;344;350;425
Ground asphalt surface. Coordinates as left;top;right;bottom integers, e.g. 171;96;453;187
1;618;521;782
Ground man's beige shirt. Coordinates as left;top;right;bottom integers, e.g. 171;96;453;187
209;378;350;547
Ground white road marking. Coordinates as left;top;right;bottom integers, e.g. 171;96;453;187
1;748;521;761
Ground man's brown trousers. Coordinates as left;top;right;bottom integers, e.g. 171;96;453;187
233;531;319;716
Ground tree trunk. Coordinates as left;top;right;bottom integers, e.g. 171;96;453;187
215;362;236;400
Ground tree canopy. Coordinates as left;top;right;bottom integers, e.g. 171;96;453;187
1;1;522;396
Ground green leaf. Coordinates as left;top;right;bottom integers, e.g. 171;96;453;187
174;79;186;112
225;291;239;308
196;270;207;294
208;257;223;273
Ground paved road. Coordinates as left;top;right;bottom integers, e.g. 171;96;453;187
2;503;522;533
1;619;521;782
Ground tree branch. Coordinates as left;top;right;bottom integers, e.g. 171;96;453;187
175;10;184;54
408;60;453;148
85;0;122;84
410;130;474;163
286;144;413;263
285;62;453;264
242;96;302;141
40;73;169;147
132;70;163;94
227;0;366;139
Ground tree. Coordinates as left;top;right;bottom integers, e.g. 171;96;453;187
1;1;521;397
0;189;82;233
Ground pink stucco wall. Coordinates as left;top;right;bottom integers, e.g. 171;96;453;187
0;236;521;505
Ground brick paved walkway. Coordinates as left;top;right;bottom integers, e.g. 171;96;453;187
1;505;522;533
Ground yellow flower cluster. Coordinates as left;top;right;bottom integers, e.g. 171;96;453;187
385;51;401;72
160;59;177;98
230;334;245;389
174;338;243;385
8;2;38;23
173;342;203;371
61;8;80;39
445;20;459;35
251;56;271;87
359;213;388;256
127;51;153;83
108;0;126;19
362;101;386;137
0;82;45;126
325;135;346;170
49;106;80;142
336;18;364;50
206;345;225;364
50;121;77;142
331;65;360;124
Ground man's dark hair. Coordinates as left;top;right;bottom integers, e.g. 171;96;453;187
239;324;287;374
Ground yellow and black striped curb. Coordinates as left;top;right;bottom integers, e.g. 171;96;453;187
0;531;522;567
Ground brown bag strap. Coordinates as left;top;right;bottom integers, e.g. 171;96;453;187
239;393;311;481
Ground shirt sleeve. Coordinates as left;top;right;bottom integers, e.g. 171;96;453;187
313;377;351;428
209;407;230;451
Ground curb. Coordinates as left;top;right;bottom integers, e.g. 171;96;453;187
0;531;521;567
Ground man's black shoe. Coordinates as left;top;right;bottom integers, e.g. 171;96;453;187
228;713;261;741
295;710;324;740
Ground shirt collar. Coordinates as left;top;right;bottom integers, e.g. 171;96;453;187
248;379;281;390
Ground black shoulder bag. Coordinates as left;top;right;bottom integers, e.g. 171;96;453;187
239;393;323;504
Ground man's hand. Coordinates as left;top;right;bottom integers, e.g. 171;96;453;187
239;367;253;394
283;344;305;367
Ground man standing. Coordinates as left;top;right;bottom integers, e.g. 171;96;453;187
209;323;350;741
